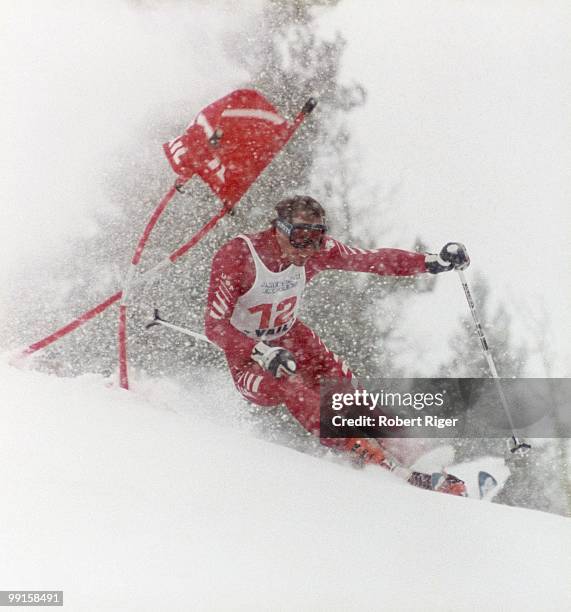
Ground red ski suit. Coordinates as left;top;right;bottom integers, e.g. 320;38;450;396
205;228;427;441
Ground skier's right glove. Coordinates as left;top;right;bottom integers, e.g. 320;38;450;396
251;342;297;378
425;242;470;273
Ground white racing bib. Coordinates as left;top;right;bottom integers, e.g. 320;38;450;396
230;235;305;340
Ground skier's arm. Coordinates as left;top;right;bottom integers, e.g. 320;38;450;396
204;239;257;361
307;238;470;278
307;237;428;278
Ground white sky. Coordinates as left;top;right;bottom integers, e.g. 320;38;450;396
320;0;571;375
1;0;569;375
0;0;257;272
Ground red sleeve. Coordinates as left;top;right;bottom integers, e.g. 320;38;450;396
205;238;257;362
305;237;427;281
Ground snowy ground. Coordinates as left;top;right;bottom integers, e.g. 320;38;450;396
1;359;569;612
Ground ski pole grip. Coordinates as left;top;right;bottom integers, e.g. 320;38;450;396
302;97;318;115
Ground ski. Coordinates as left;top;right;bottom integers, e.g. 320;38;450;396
429;471;468;497
427;470;498;499
477;470;498;500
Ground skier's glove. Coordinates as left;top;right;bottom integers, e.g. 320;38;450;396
251;342;297;378
425;242;470;274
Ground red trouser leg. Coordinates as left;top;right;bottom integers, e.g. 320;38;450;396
227;321;353;437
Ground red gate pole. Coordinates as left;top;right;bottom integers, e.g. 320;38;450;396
20;291;123;357
118;202;233;388
118;184;181;389
19;183;183;361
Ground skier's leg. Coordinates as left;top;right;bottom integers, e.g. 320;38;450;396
227;356;327;435
226;322;388;466
227;343;466;494
272;322;390;465
226;320;352;411
228;359;281;407
278;321;354;386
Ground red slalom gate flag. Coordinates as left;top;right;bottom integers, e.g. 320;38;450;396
164;89;307;208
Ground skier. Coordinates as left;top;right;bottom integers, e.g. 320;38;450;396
205;195;469;495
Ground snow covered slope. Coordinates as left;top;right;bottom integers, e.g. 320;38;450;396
1;360;570;612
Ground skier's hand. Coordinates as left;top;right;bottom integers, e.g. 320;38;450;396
251;342;297;378
425;242;470;274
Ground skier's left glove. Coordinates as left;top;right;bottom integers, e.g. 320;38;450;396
425;242;470;274
252;342;297;378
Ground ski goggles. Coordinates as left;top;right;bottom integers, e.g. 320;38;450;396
275;218;328;249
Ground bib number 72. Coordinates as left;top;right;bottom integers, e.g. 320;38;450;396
248;296;297;330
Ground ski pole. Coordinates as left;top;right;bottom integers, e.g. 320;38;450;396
145;309;217;346
456;270;531;455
